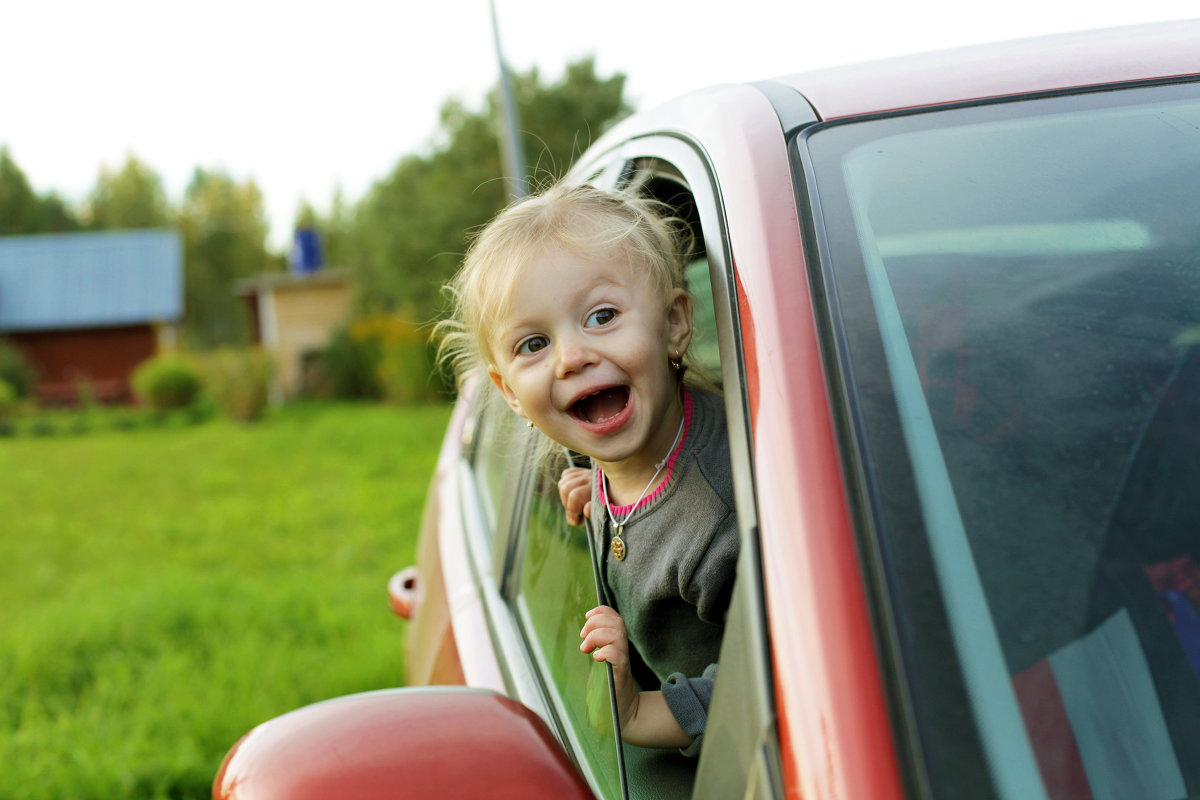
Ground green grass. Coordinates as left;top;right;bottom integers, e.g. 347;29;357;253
0;402;451;800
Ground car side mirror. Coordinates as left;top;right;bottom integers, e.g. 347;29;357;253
214;687;595;800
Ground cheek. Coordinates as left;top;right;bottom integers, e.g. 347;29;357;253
509;365;554;405
624;333;669;376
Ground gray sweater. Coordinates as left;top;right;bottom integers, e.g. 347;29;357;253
590;388;738;753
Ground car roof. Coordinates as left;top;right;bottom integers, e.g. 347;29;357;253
575;20;1200;177
771;19;1200;121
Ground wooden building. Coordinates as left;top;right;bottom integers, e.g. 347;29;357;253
236;268;351;401
0;230;183;404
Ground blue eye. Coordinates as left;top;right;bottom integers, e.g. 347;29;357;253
586;308;617;327
516;335;548;355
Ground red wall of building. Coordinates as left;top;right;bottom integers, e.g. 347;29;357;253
11;325;157;405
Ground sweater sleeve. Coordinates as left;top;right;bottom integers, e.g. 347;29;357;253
660;663;719;757
687;511;739;625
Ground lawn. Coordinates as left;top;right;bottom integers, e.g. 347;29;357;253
0;401;451;800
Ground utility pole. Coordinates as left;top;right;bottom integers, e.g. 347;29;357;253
489;0;528;201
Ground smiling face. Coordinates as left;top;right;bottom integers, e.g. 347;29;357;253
487;245;693;481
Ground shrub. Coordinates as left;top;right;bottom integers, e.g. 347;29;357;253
0;378;17;425
378;340;433;404
312;326;383;400
74;378;97;412
203;348;274;422
0;339;37;399
132;356;205;412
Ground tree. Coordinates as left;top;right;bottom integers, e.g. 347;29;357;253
0;147;44;236
314;187;355;272
36;193;83;234
86;155;171;230
0;148;84;236
293;201;319;231
516;58;632;182
343;57;631;321
177;168;273;348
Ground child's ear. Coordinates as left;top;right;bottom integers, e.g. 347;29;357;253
666;289;694;357
488;366;526;418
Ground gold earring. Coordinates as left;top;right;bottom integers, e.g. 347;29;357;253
670;357;681;372
527;419;534;430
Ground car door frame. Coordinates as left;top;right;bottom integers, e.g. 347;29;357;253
568;133;784;800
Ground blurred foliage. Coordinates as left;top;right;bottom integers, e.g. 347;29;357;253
0;378;16;424
309;314;445;403
177;169;275;349
0;147;82;235
0;338;38;398
201;347;274;422
326;57;631;322
353;314;447;404
312;326;384;401
1;58;629;366
131;355;205;412
86;155;171;230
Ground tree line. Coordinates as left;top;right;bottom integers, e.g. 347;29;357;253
0;58;630;348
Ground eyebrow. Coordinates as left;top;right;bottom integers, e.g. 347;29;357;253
496;272;634;346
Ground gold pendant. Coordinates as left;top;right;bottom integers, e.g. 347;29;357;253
611;535;626;561
610;524;626;561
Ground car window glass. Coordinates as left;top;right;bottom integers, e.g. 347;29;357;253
470;391;524;548
514;467;625;800
812;84;1200;800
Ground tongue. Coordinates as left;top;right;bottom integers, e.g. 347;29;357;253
578;387;627;423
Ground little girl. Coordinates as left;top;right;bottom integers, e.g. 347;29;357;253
440;183;738;755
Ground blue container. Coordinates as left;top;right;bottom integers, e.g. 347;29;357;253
291;229;323;274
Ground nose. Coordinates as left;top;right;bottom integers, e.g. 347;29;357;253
555;337;596;379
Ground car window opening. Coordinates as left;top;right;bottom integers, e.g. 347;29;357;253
508;166;747;800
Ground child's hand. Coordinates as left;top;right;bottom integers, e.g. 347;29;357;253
580;606;635;723
558;466;592;526
580;606;693;749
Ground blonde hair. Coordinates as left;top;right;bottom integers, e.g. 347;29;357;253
438;183;691;385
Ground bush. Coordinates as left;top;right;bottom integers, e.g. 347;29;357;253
380;339;450;403
0;378;17;424
202;348;273;422
132;356;205;412
312;313;447;403
312;326;383;400
0;339;37;399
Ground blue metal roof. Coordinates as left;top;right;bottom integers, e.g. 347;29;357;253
0;229;183;332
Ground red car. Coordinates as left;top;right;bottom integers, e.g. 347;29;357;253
216;21;1200;800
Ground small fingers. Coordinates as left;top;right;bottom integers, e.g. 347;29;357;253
583;605;622;625
558;467;590;494
584;642;629;674
579;625;624;654
580;607;627;656
590;644;629;669
558;467;593;526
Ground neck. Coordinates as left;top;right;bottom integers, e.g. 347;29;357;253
598;391;686;506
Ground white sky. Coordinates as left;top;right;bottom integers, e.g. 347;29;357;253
3;1;1195;250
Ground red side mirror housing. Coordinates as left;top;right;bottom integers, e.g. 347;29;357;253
213;688;595;800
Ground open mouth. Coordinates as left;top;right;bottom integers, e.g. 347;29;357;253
570;386;630;424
